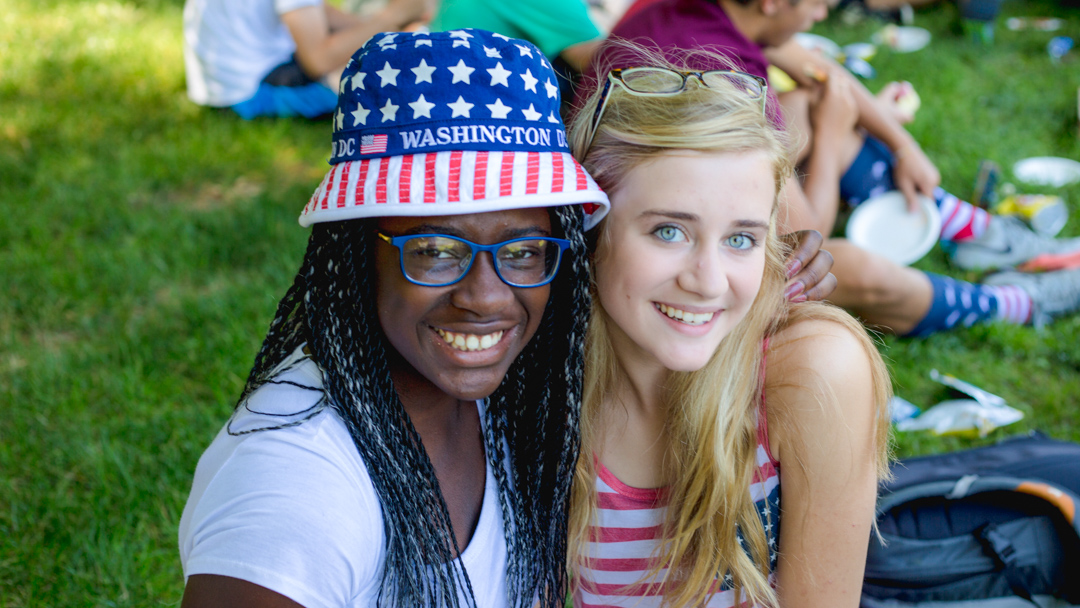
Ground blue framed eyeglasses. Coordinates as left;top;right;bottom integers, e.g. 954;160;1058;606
377;232;571;288
583;67;769;154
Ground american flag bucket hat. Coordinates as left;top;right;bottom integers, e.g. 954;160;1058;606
301;29;609;229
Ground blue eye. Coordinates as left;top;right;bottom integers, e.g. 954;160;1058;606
727;233;756;250
654;225;687;242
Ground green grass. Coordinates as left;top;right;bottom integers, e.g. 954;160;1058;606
1;0;1079;604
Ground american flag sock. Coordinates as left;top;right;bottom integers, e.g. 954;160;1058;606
905;273;1030;337
935;187;991;242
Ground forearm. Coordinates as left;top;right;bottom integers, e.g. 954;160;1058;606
324;5;366;31
287;4;421;78
793;133;847;235
850;73;916;155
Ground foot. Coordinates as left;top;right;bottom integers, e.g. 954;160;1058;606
951;215;1080;271
985;268;1080;328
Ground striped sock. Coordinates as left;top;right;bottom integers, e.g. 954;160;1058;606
905;273;1031;337
983;283;1033;324
935;187;991;242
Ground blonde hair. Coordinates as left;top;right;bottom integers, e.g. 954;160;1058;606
567;45;892;608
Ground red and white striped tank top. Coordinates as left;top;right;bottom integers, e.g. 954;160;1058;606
574;407;781;608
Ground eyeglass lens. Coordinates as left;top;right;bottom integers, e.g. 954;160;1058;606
620;68;686;93
620;68;765;98
399;236;561;286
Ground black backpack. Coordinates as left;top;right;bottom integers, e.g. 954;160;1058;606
862;431;1080;607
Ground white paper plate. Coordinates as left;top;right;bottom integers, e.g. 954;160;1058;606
846;191;941;265
842;42;878;61
873;26;931;53
1012;157;1080;187
794;32;841;58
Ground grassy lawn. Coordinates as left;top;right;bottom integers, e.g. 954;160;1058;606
1;0;1079;604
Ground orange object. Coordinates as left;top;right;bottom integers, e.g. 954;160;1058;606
803;64;828;83
1017;250;1080;272
1018;481;1076;523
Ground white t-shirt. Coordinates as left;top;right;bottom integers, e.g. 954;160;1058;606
182;0;323;106
178;352;510;608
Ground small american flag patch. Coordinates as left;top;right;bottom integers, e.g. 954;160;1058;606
360;134;388;155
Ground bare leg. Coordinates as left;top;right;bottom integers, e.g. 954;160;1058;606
825;239;933;335
778;88;866;177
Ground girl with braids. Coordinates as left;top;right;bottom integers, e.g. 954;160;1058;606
177;29;612;608
566;50;893;608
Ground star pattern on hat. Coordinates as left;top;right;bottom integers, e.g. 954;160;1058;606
521;103;542;121
352;103;371;126
411;59;436;84
409;94;436;118
449;30;472;48
448;95;474;118
376;62;400;87
487;62;511;87
487;98;511;119
520;69;538;93
380;98;399;122
448;59;474;84
334;30;568;144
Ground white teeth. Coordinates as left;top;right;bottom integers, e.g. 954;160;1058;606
656;303;715;326
436;329;505;352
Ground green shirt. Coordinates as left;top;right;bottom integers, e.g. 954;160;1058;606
430;0;601;59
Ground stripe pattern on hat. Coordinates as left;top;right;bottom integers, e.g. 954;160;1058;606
301;150;605;226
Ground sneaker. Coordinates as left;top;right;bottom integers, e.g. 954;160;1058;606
985;268;1080;328
951;215;1080;271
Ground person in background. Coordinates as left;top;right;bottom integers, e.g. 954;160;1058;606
567;51;892;606
429;0;605;106
182;0;432;119
598;0;1080;336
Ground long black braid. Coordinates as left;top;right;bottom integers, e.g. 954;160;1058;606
236;204;590;608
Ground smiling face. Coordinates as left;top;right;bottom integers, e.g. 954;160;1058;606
594;150;775;375
374;208;553;402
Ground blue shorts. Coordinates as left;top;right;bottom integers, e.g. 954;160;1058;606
231;59;338;120
839;135;897;206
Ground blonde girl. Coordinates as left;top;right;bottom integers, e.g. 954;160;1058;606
567;50;892;608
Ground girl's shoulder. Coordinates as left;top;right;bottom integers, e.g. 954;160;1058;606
179;357;387;605
765;302;881;389
762;302;889;463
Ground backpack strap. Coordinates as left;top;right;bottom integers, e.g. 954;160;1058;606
975;523;1042;607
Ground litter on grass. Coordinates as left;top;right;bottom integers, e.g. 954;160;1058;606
1005;17;1063;31
895;370;1024;437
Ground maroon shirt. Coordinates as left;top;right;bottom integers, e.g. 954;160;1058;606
589;0;784;126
